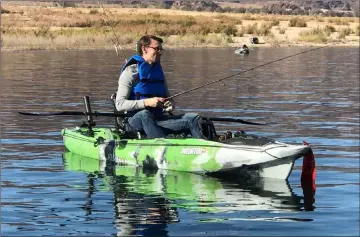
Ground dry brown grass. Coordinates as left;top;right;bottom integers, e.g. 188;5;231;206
1;1;359;50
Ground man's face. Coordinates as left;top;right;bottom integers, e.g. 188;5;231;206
142;39;163;64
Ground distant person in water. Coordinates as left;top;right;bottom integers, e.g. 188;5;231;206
115;35;204;139
237;44;249;54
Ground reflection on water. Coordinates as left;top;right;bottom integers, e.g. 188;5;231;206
1;47;359;236
63;151;315;236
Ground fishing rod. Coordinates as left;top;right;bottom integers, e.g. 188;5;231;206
167;45;328;100
99;1;127;62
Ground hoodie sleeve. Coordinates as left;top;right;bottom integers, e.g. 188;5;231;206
115;64;146;112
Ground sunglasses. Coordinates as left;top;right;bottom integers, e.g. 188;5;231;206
147;46;164;52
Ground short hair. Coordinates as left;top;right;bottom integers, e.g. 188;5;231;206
136;35;163;55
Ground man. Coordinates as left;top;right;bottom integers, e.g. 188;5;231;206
115;35;204;139
240;44;249;54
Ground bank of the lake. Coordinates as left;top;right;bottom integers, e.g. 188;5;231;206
1;1;359;51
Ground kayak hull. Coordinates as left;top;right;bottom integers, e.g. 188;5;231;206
62;127;310;180
234;48;250;55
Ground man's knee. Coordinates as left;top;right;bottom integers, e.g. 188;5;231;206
183;113;200;121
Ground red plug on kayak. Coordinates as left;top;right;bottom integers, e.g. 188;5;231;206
301;140;316;186
301;140;316;211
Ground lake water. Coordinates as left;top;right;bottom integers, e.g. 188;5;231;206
1;47;359;236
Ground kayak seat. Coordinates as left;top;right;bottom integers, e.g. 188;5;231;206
110;93;146;139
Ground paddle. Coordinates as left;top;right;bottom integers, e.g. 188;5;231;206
18;111;125;117
207;117;266;126
18;111;266;125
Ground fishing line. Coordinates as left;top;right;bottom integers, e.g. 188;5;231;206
167;45;329;100
99;1;127;62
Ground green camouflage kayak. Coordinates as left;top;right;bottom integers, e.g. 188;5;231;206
61;126;311;180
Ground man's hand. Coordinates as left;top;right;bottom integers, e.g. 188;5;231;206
144;97;165;108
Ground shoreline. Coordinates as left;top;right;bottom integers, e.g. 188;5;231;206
2;42;359;53
1;3;359;51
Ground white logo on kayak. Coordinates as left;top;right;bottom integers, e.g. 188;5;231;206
180;148;206;155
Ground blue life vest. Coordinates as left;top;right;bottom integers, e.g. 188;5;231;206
121;55;166;117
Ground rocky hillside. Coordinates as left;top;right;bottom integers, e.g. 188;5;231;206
50;0;359;16
171;1;221;11
169;0;358;16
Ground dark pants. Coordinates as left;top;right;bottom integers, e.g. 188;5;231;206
128;110;203;139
